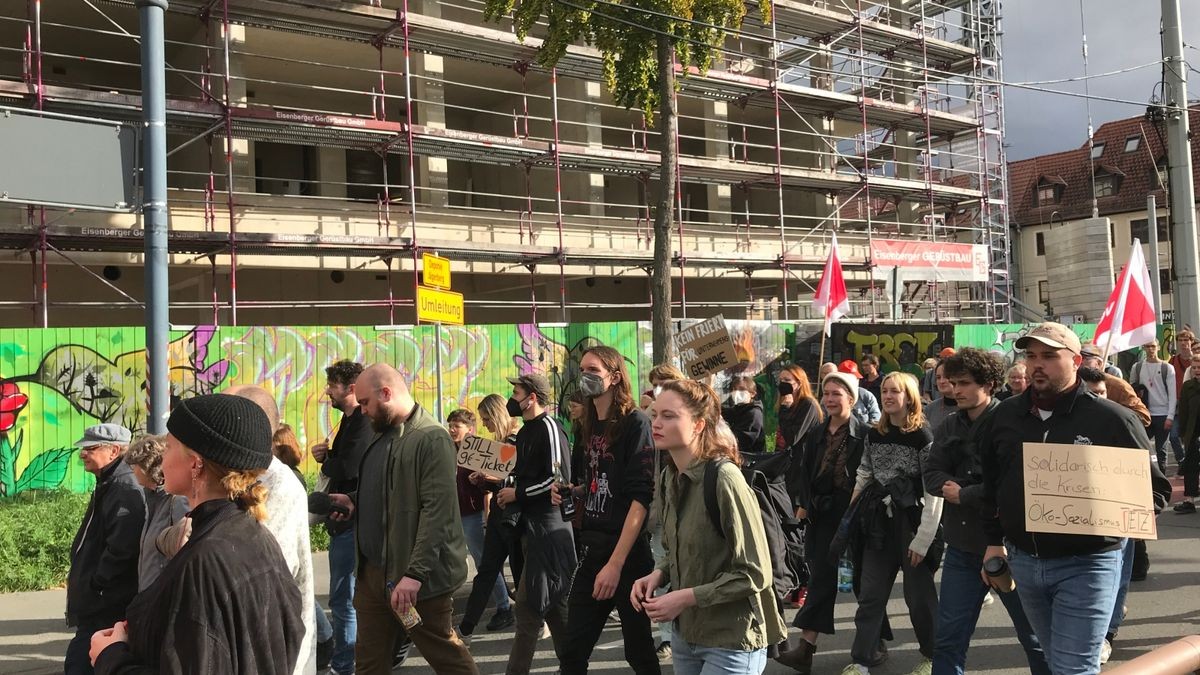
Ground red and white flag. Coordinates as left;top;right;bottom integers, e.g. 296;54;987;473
814;232;850;337
1094;238;1157;355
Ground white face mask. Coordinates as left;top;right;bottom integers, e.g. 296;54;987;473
729;390;752;406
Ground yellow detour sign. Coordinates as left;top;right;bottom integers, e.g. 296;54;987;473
416;285;464;325
422;252;452;289
1022;442;1157;540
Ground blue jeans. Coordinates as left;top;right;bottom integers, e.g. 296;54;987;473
1108;538;1136;637
671;637;767;675
328;527;358;673
462;511;510;611
931;546;1049;675
316;600;334;643
1149;416;1170;470
1007;544;1122;675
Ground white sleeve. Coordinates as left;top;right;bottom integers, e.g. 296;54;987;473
1167;363;1178;421
854;438;874;493
910;491;944;558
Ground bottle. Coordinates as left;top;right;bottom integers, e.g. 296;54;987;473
554;460;576;519
983;556;1016;593
837;554;854;593
384;581;423;629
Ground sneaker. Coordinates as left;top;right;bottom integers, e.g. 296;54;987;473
607;609;621;625
486;607;515;631
1173;500;1197;513
655;641;672;663
1100;639;1113;664
391;637;412;671
908;658;933;675
456;627;472;647
840;664;869;675
540;622;551;639
982;591;995;606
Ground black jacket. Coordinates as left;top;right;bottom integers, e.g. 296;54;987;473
321;405;373;494
978;381;1153;558
722;400;765;455
573;409;656;535
94;499;305;675
776;399;822;450
924;401;999;555
67;458;146;627
788;415;869;513
514;413;571;507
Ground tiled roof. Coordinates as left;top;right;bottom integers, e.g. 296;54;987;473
1007;107;1200;228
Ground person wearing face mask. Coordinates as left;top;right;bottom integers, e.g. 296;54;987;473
562;346;661;675
722;373;765;455
776;365;823;451
490;373;576;674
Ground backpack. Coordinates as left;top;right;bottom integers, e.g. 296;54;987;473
1131;361;1169;405
702;451;806;603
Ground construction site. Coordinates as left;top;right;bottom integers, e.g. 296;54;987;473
0;0;1012;328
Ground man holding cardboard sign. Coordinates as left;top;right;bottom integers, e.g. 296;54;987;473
975;322;1152;675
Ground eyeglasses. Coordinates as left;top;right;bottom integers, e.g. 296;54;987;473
79;445;116;454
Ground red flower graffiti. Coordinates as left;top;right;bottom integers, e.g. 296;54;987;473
0;381;28;432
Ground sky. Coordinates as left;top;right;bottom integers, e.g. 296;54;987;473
1001;0;1200;160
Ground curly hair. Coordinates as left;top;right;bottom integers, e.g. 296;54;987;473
875;372;925;434
325;359;364;387
125;434;168;486
659;379;740;465
943;347;1005;392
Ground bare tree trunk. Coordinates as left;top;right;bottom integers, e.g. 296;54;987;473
651;34;679;366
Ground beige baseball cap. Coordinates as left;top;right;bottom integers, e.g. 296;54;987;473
1015;322;1082;355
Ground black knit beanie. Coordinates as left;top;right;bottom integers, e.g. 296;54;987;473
167;393;273;471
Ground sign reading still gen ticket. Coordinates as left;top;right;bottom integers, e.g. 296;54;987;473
1022;442;1157;540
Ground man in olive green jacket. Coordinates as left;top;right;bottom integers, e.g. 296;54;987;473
329;363;477;675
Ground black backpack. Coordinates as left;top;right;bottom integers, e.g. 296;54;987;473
702;451;806;604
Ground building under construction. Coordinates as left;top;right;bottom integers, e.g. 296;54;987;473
0;0;1010;328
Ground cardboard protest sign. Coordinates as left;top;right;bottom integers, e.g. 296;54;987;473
675;315;739;379
456;435;518;480
1023;442;1157;540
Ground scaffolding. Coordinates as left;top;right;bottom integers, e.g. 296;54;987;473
0;0;1011;327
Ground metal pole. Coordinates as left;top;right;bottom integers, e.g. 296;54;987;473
1149;195;1163;323
434;322;444;421
1163;0;1200;331
137;0;170;434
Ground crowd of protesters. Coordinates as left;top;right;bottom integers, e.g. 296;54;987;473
61;322;1183;675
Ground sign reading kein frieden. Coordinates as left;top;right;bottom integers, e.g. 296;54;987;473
675;315;740;379
1023;442;1157;540
457;435;518;480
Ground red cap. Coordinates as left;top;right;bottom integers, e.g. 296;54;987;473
939;347;956;358
838;359;863;378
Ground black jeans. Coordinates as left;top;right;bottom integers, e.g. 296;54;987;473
459;511;523;636
560;530;660;675
1183;437;1200;497
852;511;938;664
65;620;107;675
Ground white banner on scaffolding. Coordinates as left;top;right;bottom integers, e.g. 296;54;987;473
870;239;989;283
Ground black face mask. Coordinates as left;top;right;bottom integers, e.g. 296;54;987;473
777;382;795;396
506;396;526;418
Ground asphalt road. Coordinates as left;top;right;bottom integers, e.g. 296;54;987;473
2;507;1197;674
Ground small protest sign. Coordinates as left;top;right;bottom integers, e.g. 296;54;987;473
457;435;518;480
675;315;739;379
1023;442;1157;540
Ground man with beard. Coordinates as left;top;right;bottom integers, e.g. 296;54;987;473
329;364;478;675
976;323;1151;675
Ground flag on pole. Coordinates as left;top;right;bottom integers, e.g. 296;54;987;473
1094;238;1157;355
814;233;850;337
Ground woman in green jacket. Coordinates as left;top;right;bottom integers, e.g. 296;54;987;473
632;379;787;674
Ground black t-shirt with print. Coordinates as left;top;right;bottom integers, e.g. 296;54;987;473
577;410;656;535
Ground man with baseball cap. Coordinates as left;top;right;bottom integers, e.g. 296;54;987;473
494;371;576;674
975;322;1151;675
65;424;146;675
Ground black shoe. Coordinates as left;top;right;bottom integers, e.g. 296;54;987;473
1174;500;1196;513
486;607;515;631
316;637;334;670
774;638;816;674
863;641;889;668
392;637;412;671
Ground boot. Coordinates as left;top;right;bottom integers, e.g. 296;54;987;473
775;637;817;674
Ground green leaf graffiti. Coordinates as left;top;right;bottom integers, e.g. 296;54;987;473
12;447;74;494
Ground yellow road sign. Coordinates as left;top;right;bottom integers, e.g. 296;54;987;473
422;252;452;289
416;285;464;325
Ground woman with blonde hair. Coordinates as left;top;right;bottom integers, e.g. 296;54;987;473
89;394;304;674
632;379;786;674
844;372;941;675
776;365;822;450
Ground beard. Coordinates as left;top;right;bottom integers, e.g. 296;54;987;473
369;407;402;433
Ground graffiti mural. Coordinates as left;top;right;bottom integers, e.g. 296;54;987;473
954;324;1098;361
0;320;809;497
820;324;953;379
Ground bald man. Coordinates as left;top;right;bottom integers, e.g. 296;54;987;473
226;384;317;675
328;365;477;675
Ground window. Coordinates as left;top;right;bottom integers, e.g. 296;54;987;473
1130;216;1169;243
1036;184;1058;205
1094;172;1118;197
1161;269;1172;293
1091;143;1105;159
1035;231;1045;256
1124;136;1140;153
1039;280;1049;303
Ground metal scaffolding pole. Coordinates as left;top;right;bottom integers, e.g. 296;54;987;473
138;0;171;433
1163;0;1200;330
